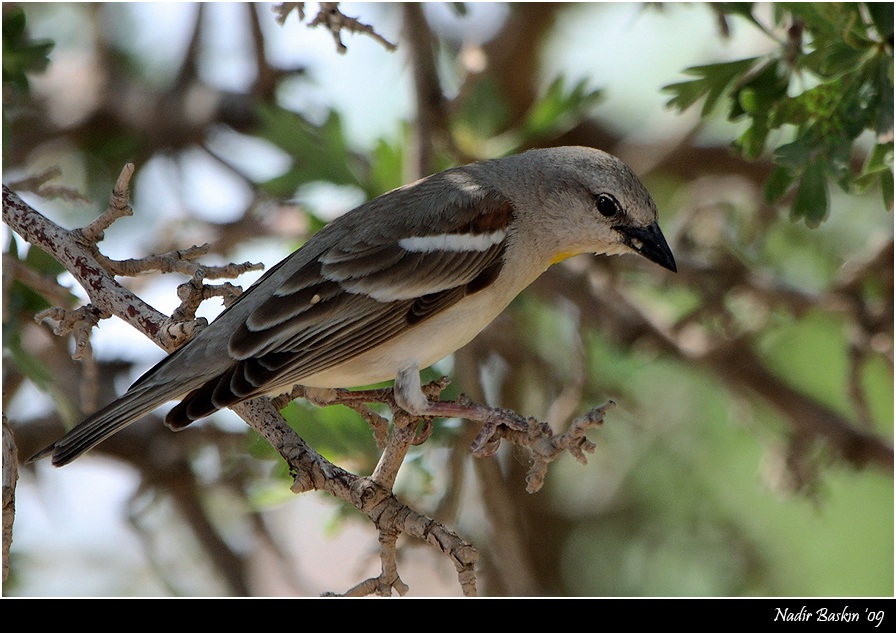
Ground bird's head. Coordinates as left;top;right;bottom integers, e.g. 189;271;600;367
506;146;677;273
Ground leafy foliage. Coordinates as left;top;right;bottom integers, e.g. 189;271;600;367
3;7;55;161
663;2;893;225
455;74;604;158
255;105;362;195
2;232;81;426
1;7;54;94
521;76;605;143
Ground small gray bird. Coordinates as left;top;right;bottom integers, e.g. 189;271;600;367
31;146;676;466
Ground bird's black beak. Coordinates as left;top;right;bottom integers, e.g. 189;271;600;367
614;222;677;272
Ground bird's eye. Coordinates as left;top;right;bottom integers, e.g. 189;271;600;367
595;193;620;218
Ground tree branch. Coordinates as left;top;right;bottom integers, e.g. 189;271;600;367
529;262;894;474
402;3;451;178
5;165;624;594
274;2;397;54
2;417;16;584
2;182;190;352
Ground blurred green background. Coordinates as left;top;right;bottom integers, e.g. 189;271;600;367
3;2;892;597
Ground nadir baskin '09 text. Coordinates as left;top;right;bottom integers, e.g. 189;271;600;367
775;606;885;627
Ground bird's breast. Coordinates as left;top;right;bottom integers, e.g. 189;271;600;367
297;279;521;389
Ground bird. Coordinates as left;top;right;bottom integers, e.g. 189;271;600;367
30;146;676;467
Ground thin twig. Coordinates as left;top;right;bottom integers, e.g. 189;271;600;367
273;3;396;53
80;163;135;243
309;3;397;54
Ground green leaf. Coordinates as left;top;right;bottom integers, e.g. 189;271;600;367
801;41;866;78
282;401;379;466
2;7;55;93
734;120;770;160
255;105;361;195
774;133;817;169
522;76;604;139
852;142;894;208
456;75;511;139
729;60;788;120
733;62;790;160
791;159;829;226
3;320;54;388
2;310;80;427
856;142;895;186
737;88;762;115
873;56;894;140
825;136;855;191
764;165;795;203
780;2;862;42
662;57;759;116
3;7;25;36
366;133;405;197
661;78;710;112
864;2;893;40
881;169;893;211
8;279;52;316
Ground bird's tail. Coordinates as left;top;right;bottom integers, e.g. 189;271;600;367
27;382;179;467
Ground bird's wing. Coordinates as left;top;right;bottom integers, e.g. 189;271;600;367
165;187;515;426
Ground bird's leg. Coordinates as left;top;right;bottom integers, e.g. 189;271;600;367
394;365;532;455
